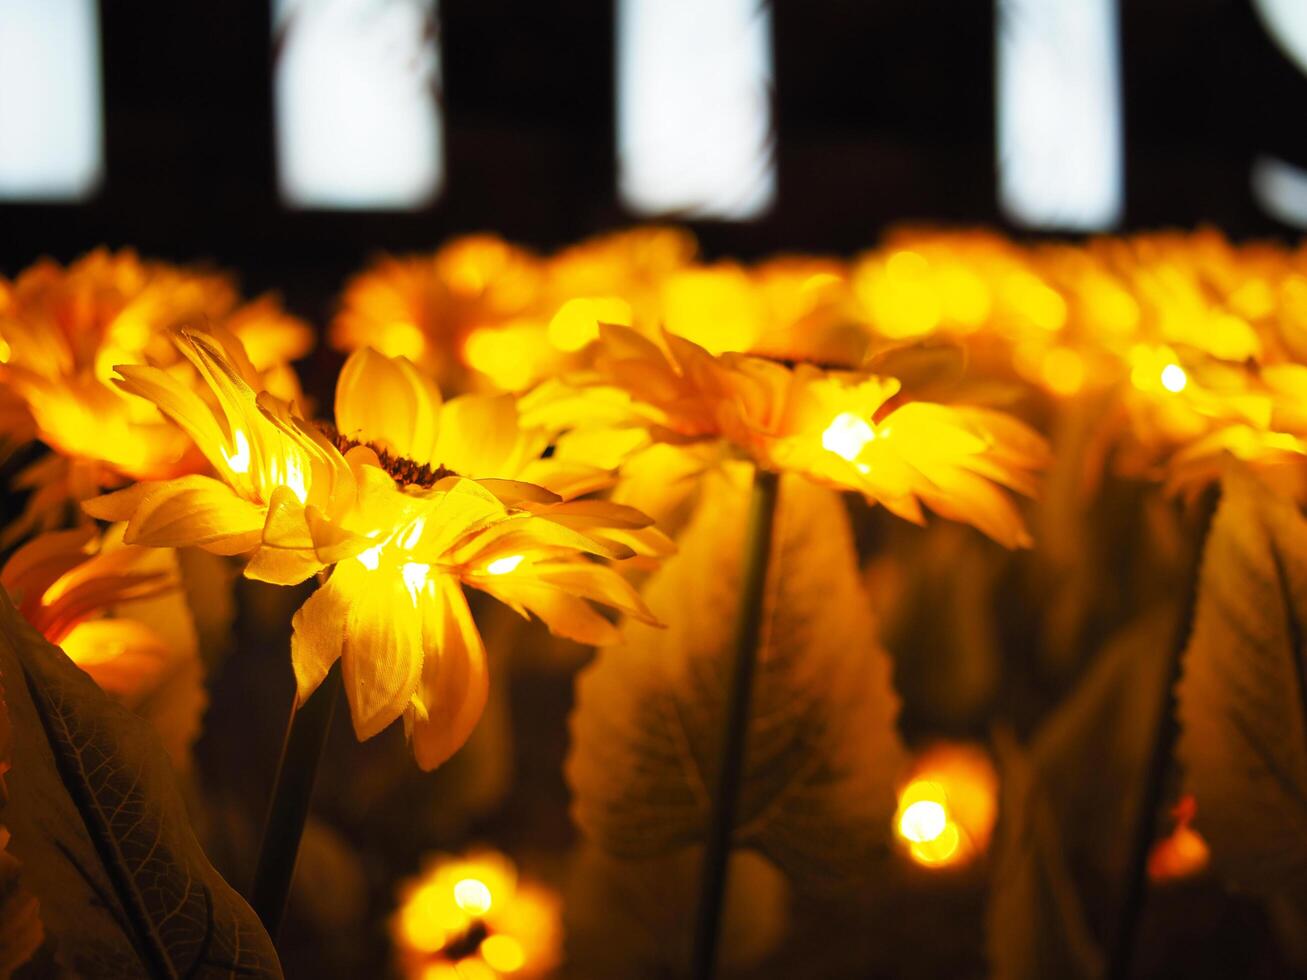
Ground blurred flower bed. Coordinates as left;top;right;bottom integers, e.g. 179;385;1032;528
0;226;1305;978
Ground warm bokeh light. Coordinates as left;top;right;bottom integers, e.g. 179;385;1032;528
1148;795;1210;883
894;743;999;870
392;850;560;980
898;797;948;843
1160;362;1188;393
821;412;876;465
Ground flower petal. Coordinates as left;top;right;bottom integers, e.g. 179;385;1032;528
123;475;265;554
335;347;442;464
408;577;488;771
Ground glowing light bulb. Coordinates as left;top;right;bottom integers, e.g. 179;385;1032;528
1160;363;1188;393
453;877;493;916
222;429;252;474
401;562;431;603
910;821;962;866
898;799;948;843
485;554;524;576
822;412;876;463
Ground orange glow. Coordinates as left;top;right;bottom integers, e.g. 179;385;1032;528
898;797;948;843
462;324;558;392
547;296;632;352
453;878;494;916
392;850;560;980
1041;347;1086;396
1148;795;1210;883
894;743;998;870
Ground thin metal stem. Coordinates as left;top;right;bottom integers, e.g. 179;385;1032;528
690;468;781;980
250;659;342;942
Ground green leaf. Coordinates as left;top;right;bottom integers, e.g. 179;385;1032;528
0;586;281;978
564;845;789;979
987;608;1178;980
567;472;904;888
987;730;1104;980
1178;466;1307;908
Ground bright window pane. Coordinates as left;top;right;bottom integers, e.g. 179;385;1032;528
996;0;1123;230
0;0;103;201
274;0;443;210
617;0;776;221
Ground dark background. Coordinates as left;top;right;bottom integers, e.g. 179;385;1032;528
5;5;1306;976
4;0;1307;323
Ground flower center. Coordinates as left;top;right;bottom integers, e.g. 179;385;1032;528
318;422;458;488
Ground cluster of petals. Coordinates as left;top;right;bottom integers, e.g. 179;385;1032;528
0;524;201;766
330;227;1307;496
86;330;666;769
0;249;311;542
539;324;1049;549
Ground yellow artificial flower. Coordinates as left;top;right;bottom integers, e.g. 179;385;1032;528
86;331;665;769
542;225;697;356
546;324;1049;548
392;849;560;980
0;248;312;543
331;235;551;394
0;524;204;768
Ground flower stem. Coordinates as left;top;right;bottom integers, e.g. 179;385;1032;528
250;658;342;942
1107;484;1219;980
690;467;781;980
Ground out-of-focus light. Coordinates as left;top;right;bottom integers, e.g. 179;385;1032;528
273;0;443;210
0;0;104;201
393;849;561;979
461;324;554;391
617;0;776;220
1041;346;1086;396
1253;0;1307;73
547;297;632;352
1129;345;1189;395
822;412;876;462
894;744;999;871
485;555;524;577
996;0;1123;231
1252;155;1307;229
1160;363;1188;393
453;877;493;916
898;798;948;843
479;934;526;973
1148;795;1209;883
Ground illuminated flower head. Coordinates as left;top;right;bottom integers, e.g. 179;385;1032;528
549;324;1049;548
86;330;665;769
392;849;560;979
541;225;697;357
0;248;312;542
0;525;204;768
332;235;550;394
